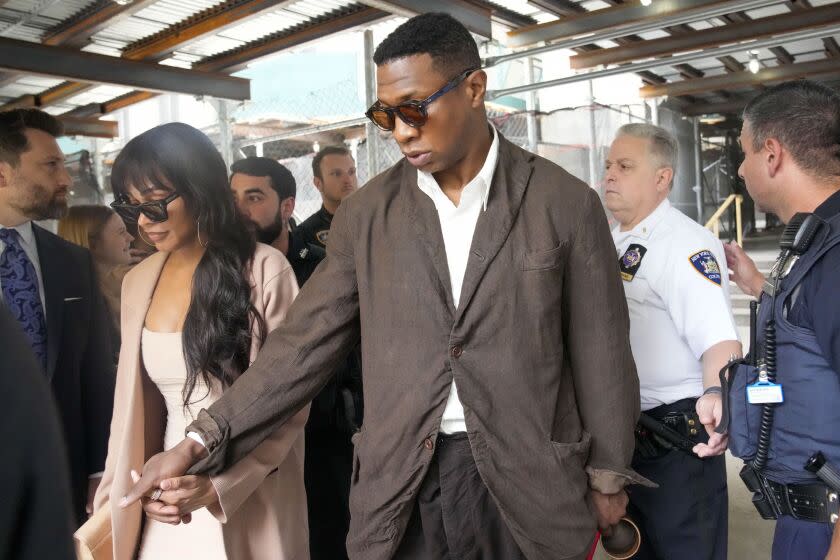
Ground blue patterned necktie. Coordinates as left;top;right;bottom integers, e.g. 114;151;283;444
0;228;48;371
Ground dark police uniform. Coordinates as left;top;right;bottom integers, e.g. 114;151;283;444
729;189;840;560
285;227;325;286
297;205;333;249
284;226;363;560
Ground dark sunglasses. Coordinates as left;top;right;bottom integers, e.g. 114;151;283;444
365;67;480;131
110;191;180;223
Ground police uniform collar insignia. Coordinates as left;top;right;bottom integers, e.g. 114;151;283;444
619;244;647;282
299;247;309;259
689;250;722;285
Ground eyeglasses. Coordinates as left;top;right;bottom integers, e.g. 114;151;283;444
110;192;180;223
365;67;479;132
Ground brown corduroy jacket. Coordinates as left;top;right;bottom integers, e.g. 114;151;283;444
189;134;646;560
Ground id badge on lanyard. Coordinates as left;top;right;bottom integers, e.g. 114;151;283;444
747;369;784;405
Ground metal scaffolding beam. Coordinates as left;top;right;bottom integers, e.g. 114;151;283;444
485;0;777;67
358;0;491;37
121;0;297;62
197;5;389;73
0;37;250;100
504;0;776;48
640;57;840;98
570;2;840;69
58;116;119;138
486;23;840;100
42;0;158;48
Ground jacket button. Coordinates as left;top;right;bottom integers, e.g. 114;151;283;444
451;345;463;358
424;438;435;451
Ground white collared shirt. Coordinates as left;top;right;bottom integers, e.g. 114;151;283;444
416;124;499;434
0;221;47;315
612;199;739;411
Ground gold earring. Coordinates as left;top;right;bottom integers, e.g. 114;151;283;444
138;227;156;248
197;219;208;248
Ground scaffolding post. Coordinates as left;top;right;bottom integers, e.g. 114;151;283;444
213;98;234;168
525;57;540;153
693;117;703;223
587;80;599;189
363;30;380;182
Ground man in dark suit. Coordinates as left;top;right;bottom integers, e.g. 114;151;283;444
0;108;115;526
0;304;75;560
126;14;647;560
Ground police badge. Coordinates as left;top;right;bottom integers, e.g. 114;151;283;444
619;244;647;282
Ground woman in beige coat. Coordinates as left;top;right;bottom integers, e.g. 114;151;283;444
91;123;309;559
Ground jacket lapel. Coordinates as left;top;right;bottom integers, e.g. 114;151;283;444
454;136;533;325
402;163;456;315
110;252;166;558
125;251;166;332
32;225;64;380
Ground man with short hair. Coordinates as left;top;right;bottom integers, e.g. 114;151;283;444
605;123;740;560
230;156;324;285
722;80;840;560
0;108;114;525
230;156;360;560
297;145;357;248
126;14;646;560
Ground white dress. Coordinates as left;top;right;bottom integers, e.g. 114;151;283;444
137;328;227;560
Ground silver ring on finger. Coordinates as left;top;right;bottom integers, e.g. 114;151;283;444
150;488;163;501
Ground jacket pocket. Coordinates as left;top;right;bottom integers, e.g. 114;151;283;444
521;243;566;271
550;430;592;460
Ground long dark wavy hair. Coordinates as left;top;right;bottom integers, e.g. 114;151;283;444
111;122;266;409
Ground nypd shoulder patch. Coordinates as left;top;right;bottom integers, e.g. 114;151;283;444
316;230;329;246
689;250;722;285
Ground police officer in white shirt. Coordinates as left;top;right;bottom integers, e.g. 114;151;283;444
605;123;741;560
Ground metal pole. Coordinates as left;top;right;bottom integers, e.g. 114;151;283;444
525;57;540;153
363;30;380;182
694;117;703;223
214;98;234;168
92;138;105;203
650;97;660;126
486;23;840;100
588;80;599;190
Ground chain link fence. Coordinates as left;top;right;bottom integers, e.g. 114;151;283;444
220;80;684;225
86;78;701;226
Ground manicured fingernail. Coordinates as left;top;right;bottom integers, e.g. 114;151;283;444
119;497;128;507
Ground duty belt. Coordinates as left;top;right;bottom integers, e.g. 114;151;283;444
763;478;840;523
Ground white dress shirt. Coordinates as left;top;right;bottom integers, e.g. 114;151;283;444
416;124;499;434
0;221;47;315
612;199;739;411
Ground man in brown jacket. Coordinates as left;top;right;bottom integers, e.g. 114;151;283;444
124;13;647;560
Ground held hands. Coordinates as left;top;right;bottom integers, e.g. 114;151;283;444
130;471;219;525
590;490;629;536
693;392;729;458
119;437;207;510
